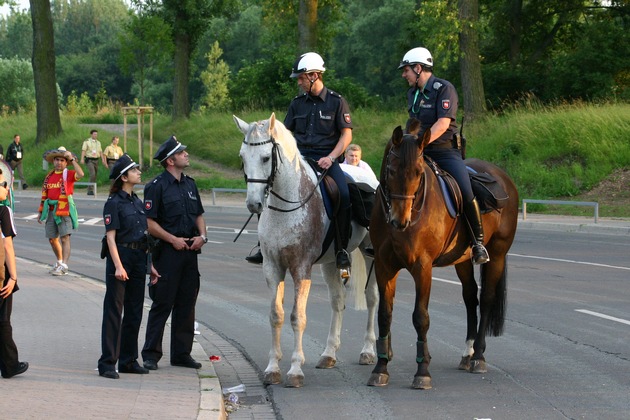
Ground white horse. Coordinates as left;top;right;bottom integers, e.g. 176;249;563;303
234;113;378;388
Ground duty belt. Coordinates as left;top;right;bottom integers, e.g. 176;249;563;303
117;241;148;250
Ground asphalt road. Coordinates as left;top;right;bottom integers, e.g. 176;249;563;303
11;192;630;419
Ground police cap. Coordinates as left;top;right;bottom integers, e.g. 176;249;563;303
109;153;140;180
154;135;187;162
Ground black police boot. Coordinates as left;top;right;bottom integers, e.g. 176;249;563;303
335;206;352;278
246;243;263;265
463;198;490;265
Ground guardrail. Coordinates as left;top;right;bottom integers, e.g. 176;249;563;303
211;188;246;205
74;182;98;197
522;199;599;223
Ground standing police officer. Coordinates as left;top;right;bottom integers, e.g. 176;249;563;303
284;52;354;275
399;47;489;264
98;154;160;379
141;136;207;371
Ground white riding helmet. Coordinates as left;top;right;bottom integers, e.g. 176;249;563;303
398;47;433;69
290;52;326;78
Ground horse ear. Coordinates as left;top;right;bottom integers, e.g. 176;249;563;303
418;128;431;150
392;126;403;146
406;118;421;135
269;112;276;132
233;115;249;134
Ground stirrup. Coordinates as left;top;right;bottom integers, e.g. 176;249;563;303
471;243;490;265
336;250;351;281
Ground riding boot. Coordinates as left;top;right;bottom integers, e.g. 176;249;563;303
246;242;263;264
334;206;352;274
463;197;490;265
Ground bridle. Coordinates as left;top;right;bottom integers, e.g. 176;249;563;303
242;135;326;213
379;138;426;225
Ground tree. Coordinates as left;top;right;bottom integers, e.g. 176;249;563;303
30;0;62;143
119;13;173;105
458;0;486;120
199;41;230;111
132;0;237;120
298;0;318;51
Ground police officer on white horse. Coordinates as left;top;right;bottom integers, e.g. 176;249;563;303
399;47;489;264
284;52;354;273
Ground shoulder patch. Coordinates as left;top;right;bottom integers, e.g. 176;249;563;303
145;200;152;211
104;214;112;225
442;99;451;110
344;113;351;124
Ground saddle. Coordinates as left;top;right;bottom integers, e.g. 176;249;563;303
304;159;377;225
305;159;377;262
425;157;509;217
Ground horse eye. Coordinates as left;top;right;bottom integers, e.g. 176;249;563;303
262;156;270;163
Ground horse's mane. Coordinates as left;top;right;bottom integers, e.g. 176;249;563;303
269;117;301;172
399;134;421;171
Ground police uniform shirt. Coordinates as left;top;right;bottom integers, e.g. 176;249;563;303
0;205;18;293
407;74;459;145
284;86;353;153
143;171;204;238
103;190;147;243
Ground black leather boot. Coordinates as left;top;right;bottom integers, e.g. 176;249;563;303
463;198;490;265
335;206;352;276
246;243;263;264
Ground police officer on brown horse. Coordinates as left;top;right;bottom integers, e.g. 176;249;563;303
399;47;489;264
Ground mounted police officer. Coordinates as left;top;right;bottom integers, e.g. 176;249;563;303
285;52;354;274
399;47;489;264
141;136;207;371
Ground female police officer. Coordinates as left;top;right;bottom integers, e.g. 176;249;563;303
398;47;489;264
98;154;159;379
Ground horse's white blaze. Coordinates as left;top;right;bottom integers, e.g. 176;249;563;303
235;113;378;386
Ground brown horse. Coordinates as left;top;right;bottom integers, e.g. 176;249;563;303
367;119;519;389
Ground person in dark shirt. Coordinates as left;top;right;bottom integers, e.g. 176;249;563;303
0;168;28;379
98;154;159;379
6;134;27;190
399;47;489;264
284;52;354;275
141;136;207;371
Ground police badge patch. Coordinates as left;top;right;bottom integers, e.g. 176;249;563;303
104;214;111;225
344;113;351;124
442;100;451;110
145;200;152;210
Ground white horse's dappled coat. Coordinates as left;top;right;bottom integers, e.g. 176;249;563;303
234;113;378;387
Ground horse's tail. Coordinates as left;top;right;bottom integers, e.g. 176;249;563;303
483;257;508;337
348;247;368;310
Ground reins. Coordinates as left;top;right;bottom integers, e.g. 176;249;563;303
242;135;327;213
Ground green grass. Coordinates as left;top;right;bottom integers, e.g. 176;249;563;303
2;102;629;216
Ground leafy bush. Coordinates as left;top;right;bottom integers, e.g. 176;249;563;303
0;57;35;113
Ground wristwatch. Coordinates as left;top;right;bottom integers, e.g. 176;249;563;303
201;235;208;243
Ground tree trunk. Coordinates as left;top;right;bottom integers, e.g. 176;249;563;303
172;32;191;120
30;0;62;144
508;0;523;66
458;0;486;121
298;0;318;52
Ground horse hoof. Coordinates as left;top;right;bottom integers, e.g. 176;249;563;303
316;356;336;369
469;359;487;374
359;353;376;365
412;375;432;389
285;374;304;388
458;355;471;370
263;371;282;385
367;372;389;387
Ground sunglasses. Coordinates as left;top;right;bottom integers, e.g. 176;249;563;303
0;181;7;188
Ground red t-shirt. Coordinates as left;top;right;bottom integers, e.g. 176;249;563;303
43;170;78;200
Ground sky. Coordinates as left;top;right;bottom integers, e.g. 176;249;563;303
0;0;30;17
